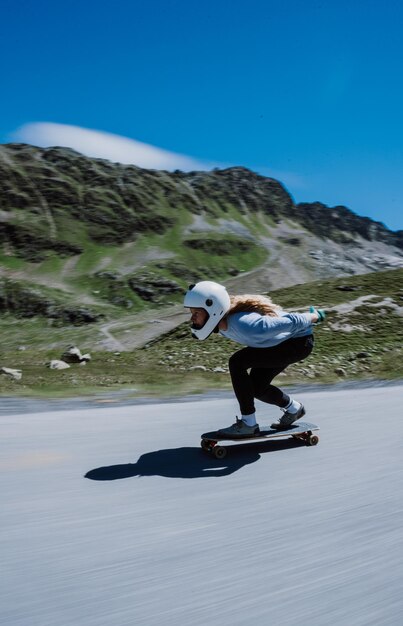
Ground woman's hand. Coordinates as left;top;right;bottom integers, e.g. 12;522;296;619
309;306;326;323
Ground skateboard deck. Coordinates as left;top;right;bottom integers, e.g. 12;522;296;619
201;421;319;458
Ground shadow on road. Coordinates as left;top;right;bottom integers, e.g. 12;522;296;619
85;438;303;480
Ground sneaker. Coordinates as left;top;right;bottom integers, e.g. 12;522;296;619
219;417;260;438
271;404;306;430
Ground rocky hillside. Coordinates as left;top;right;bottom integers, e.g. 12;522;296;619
142;267;403;385
0;142;403;324
0;267;401;397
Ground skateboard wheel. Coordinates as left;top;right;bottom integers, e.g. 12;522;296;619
308;435;319;446
213;445;227;459
201;440;210;451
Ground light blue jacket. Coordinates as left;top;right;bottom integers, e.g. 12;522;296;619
219;311;313;348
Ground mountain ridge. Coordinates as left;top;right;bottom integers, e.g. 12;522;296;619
0;142;402;323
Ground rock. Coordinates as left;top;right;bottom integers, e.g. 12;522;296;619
47;360;71;370
183;236;255;255
61;345;91;363
334;367;347;377
1;367;22;380
280;237;301;246
129;284;155;301
58;308;102;325
356;352;369;359
0;279;102;324
127;272;182;303
61;346;83;363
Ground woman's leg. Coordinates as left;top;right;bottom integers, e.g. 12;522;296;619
228;336;313;415
250;367;291;407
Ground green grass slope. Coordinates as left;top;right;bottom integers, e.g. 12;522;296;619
143;268;403;383
0;268;401;397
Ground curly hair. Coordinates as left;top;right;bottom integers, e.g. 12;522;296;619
227;294;282;317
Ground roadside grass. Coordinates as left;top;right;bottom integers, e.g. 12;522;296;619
140;267;403;387
0;347;233;398
271;269;403;309
0;268;402;397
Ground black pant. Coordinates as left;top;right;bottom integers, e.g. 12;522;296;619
228;335;314;415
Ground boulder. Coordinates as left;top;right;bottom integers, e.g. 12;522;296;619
334;367;347;377
61;346;91;363
1;367;22;380
47;360;71;370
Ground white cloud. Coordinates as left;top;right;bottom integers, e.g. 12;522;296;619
11;122;213;171
10;122;307;190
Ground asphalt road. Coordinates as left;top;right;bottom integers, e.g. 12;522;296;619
1;384;403;625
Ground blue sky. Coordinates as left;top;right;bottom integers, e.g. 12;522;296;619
1;0;402;230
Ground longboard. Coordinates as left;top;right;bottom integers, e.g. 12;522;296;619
201;421;319;459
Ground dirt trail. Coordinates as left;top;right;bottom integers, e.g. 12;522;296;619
96;266;272;351
97;307;189;350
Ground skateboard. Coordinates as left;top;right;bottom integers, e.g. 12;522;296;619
201;421;319;459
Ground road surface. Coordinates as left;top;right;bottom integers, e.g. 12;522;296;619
1;384;403;625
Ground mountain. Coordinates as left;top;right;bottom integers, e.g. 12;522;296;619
0;142;402;324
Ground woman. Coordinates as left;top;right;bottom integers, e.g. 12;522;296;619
184;280;325;437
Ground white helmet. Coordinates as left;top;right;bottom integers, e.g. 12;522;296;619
184;281;231;340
